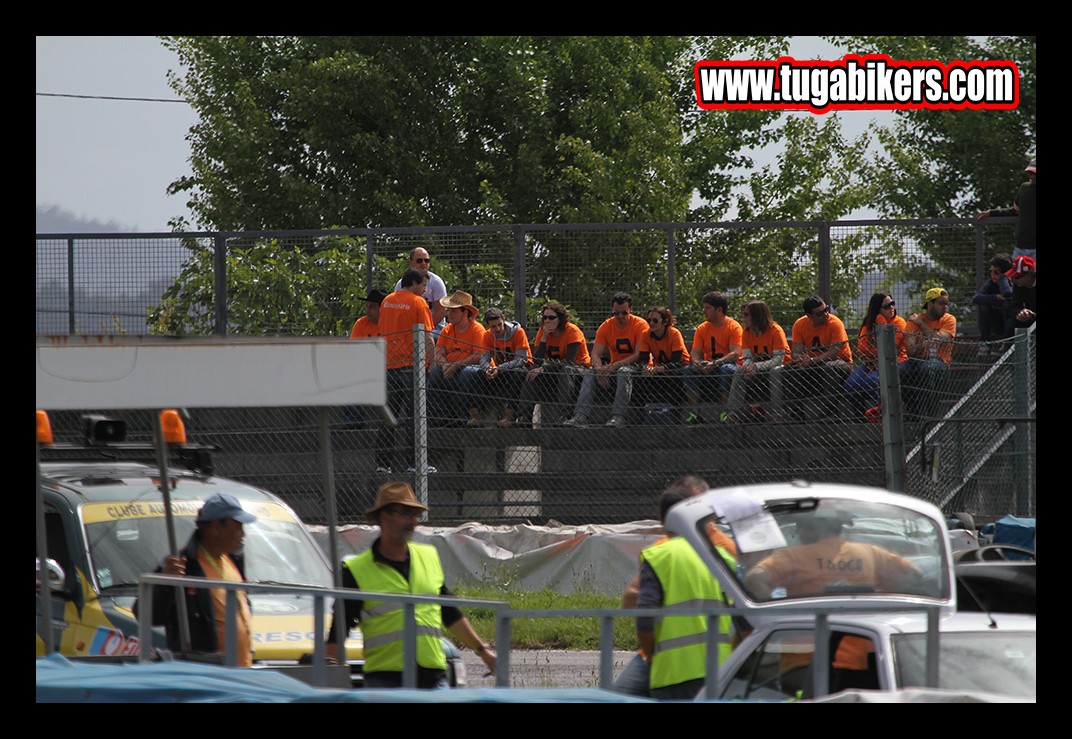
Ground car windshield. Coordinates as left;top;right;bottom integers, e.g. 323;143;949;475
82;500;332;591
893;631;1036;699
694;497;949;603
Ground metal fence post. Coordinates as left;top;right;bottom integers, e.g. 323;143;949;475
1012;327;1033;515
513;226;526;329
213;233;228;337
413;324;429;508
878;324;907;492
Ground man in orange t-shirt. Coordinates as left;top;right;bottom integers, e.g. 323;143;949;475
343;288;389;429
564;292;647;427
429;290;487;427
683;292;743;424
477;307;533;427
375;269;435;473
785;296;853;421
902;287;957;420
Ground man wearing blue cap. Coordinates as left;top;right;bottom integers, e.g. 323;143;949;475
135;493;257;666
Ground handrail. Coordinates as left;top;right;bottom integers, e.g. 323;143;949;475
138;573;941;696
136;573;506;688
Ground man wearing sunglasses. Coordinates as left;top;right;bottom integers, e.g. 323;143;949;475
785;296;853;420
903;287;957;420
563;292;647;427
393;247;448;331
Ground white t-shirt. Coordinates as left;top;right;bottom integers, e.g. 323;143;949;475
395;271;447;328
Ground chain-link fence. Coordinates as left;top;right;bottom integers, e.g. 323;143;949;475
36;219;1034;525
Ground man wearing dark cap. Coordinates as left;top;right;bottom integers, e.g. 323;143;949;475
326;482;496;688
135;492;257;666
978;157;1036;262
344;288;389;428
349;288;389;339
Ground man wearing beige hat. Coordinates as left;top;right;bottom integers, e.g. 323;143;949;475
429;290;487;427
325;482;496;688
902;287;957;420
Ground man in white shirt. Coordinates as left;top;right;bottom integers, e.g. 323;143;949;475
394;247;447;331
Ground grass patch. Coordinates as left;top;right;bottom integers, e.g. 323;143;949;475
454;586;638;651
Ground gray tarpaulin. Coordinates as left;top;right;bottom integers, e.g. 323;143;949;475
307;521;666;596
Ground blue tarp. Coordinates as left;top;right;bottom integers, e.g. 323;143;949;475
36;654;650;703
988;515;1036;559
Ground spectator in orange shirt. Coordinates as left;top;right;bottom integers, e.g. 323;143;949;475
902;287;957;420
726;300;790;422
375;269;435;474
518;302;590;427
343;287;390;429
843;293;908;418
429;291;486;427
630;306;690;427
784;296;853;421
563;292;647;428
476;307;533;428
682;292;743;425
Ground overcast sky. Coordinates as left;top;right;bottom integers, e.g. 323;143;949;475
36;36;882;233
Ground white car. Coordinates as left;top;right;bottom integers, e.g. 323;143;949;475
664;480;1036;701
713;610;1036;701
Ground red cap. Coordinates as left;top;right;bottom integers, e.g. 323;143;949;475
1005;255;1036;278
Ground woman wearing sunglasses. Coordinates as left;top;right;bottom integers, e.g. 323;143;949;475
843;293;908;418
516;302;591;426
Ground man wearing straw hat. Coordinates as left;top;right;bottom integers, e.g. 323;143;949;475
429;290;486;427
325;482;496;688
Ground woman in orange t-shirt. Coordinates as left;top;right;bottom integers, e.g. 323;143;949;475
517;302;590;426
632;306;690;424
843;293;906;417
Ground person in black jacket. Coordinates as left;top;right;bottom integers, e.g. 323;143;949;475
135;493;257;665
978;157;1036;262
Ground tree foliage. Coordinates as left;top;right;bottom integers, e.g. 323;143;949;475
155;36;1035;337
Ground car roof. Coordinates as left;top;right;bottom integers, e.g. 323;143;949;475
39;461;280;506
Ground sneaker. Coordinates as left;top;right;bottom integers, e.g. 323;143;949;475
375;466;392;474
562;415;588;428
406;465;438;474
605;415;626;428
684;411;705;425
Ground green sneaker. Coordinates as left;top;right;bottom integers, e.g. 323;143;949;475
719;411;730;423
684;412;705;425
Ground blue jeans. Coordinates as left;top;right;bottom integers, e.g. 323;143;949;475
843;364;879;417
902;357;949;419
428;364;482;423
571;366;635;421
682;363;738;399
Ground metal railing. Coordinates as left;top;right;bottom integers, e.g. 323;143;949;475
135;572;941;697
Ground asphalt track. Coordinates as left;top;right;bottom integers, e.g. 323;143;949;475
460;649;636;690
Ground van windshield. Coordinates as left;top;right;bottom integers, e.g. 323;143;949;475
81;500;331;592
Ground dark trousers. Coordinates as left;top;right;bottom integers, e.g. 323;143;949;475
376;367;415;470
518;364;584;425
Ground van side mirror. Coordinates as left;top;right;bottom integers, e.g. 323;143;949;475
37;558;66;593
